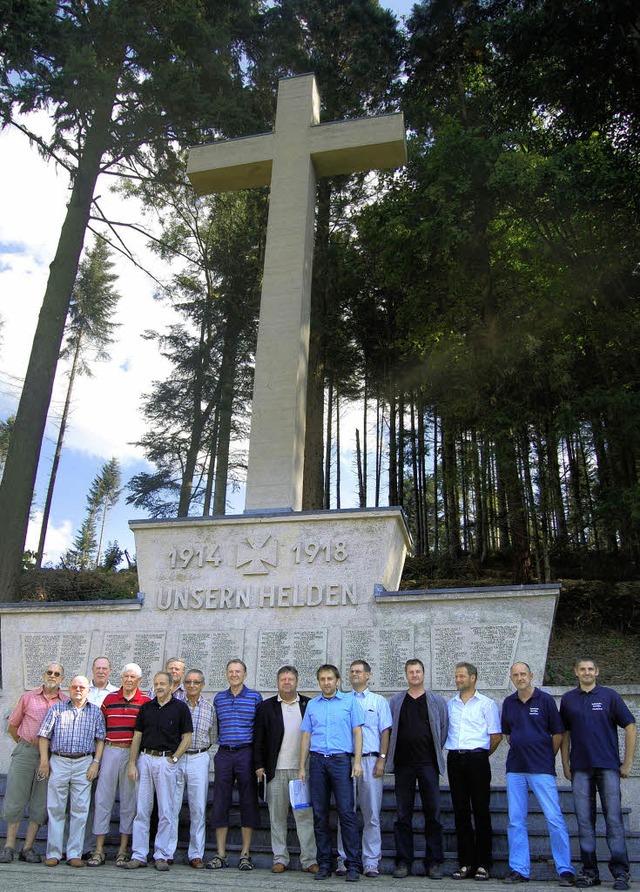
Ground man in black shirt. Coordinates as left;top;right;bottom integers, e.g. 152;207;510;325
124;671;193;871
386;659;448;879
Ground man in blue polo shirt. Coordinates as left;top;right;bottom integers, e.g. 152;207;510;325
560;658;637;891
501;661;575;886
299;663;364;882
207;659;262;872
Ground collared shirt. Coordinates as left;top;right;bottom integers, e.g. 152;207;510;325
277;695;304;769
39;699;106;754
446;690;501;751
352;688;392;754
135;697;193;752
501;687;563;775
102;687;150;744
301;690;365;755
560;684;636;771
9;686;69;746
214;685;262;747
88;682;119;707
185;696;216;751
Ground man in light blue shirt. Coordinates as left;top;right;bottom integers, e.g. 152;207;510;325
336;660;392;879
445;661;502;880
299;664;364;882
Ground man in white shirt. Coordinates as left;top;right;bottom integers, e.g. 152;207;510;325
446;661;502;881
336;660;392;879
88;656;118;707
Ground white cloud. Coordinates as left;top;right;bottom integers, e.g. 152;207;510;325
25;510;73;567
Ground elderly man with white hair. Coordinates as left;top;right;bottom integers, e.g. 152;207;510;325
87;663;150;867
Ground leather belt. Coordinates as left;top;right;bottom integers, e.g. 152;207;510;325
187;747;210;754
218;744;251;751
141;748;173;757
52;752;92;759
450;748;488;754
362;752;380;757
310;751;352;758
106;740;131;748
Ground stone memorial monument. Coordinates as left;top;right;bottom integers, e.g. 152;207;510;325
1;75;618;789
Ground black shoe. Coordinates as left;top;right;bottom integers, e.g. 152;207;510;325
0;848;13;864
314;867;332;880
503;871;529;884
429;864;444;880
393;865;410;878
559;873;576;887
346;870;360;882
575;876;601;888
19;848;41;864
613;878;630;891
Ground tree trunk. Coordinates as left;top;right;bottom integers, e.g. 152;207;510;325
0;74;120;600
35;338;82;568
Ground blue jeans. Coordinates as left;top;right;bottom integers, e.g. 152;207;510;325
572;768;629;879
308;753;362;873
506;772;574;878
394;763;443;868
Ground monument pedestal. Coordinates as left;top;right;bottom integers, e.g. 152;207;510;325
130;507;411;691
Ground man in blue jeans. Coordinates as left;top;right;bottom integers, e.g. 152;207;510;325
561;658;637;891
501;661;575;887
299;664;364;882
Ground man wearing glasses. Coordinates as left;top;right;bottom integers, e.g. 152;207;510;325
0;664;68;864
169;669;215;869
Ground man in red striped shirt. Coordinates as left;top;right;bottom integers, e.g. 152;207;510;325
0;663;67;864
87;663;149;867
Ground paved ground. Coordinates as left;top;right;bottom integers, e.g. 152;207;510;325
0;859;628;892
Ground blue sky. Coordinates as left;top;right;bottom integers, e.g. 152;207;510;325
0;0;414;567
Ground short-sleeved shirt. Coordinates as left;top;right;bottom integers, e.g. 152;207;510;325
352;688;392;754
134;697;193;752
214;685;262;747
88;682;118;707
39;700;106;754
501;687;563;775
9;686;69;746
301;690;365;755
102;687;150;745
185;696;216;752
560;684;636;771
446;690;502;751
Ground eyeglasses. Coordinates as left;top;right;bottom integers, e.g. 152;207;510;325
45;671;62;677
184;679;203;685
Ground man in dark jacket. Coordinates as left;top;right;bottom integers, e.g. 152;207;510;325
254;665;318;874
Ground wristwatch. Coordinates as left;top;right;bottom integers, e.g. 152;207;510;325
379;754;387;759
171;756;178;763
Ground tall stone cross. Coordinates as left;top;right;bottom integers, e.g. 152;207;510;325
187;73;406;512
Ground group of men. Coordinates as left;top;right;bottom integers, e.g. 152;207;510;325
0;653;635;886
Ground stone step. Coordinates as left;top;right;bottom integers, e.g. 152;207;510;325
1;776;637;879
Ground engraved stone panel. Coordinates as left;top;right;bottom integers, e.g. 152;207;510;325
256;629;327;691
22;633;92;689
341;627;414;691
102;632;166;690
179;630;245;691
431;623;520;690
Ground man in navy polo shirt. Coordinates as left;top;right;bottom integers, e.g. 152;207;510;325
501;661;575;886
299;663;364;882
207;659;262;872
560;658;637;891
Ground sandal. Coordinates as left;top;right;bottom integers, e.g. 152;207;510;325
453;866;475;880
86;851;105;867
475;868;490;881
206;854;229;869
238;855;253;871
115;852;129;867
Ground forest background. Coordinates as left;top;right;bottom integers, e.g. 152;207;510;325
0;0;639;682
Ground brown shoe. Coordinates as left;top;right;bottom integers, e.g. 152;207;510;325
44;857;59;867
66;858;86;867
272;863;287;873
155;859;170;871
303;864;320;874
190;858;205;869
